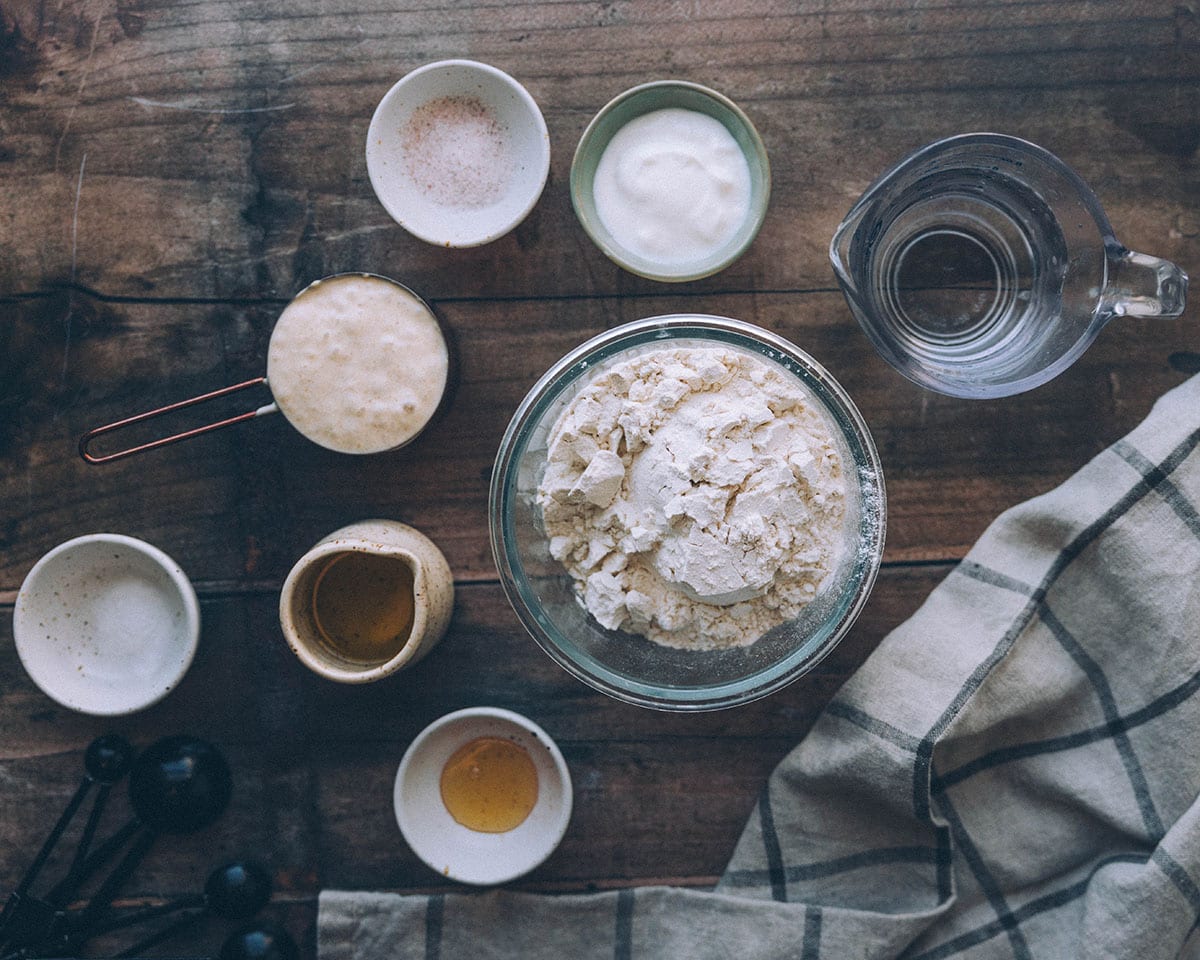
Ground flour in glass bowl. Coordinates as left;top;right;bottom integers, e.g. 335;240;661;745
535;345;848;650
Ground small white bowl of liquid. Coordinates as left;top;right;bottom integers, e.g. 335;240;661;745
13;534;200;716
571;80;771;282
394;707;572;885
366;60;551;247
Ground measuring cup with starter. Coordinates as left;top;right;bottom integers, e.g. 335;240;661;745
79;273;451;463
830;133;1188;399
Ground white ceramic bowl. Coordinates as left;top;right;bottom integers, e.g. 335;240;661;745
12;534;200;716
394;707;572;885
366;59;551;247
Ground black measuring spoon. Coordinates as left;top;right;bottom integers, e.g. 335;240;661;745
99;861;272;957
0;734;134;955
220;921;299;960
53;735;233;951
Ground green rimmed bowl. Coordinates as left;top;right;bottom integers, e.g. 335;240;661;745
570;81;771;283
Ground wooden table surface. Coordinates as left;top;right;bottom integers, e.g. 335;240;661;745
2;0;1198;956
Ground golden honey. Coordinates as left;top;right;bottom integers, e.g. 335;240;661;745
312;552;415;664
439;736;539;833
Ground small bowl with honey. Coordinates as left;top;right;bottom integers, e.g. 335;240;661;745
394;706;572;885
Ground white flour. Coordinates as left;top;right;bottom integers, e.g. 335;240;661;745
536;345;847;650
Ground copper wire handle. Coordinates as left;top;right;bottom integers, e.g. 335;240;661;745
79;377;275;464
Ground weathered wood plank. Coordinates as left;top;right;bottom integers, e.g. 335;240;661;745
0;564;943;760
1;289;1193;589
2;3;1198;957
1;1;1196;301
0;564;943;896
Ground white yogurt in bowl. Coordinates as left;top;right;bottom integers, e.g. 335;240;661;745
571;81;771;283
592;108;752;266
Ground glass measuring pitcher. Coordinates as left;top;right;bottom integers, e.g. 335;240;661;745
830;133;1188;399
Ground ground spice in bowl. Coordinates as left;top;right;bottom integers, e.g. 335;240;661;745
366;59;550;247
400;95;512;208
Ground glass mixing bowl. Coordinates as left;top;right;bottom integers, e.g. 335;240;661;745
489;316;886;711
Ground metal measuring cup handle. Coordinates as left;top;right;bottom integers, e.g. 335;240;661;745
78;377;277;465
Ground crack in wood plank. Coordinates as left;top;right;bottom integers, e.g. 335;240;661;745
128;95;298;114
53;11;103;170
62;151;87;380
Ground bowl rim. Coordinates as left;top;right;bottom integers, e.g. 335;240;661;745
365;58;551;248
489;315;887;711
569;79;772;283
13;533;201;716
393;706;573;884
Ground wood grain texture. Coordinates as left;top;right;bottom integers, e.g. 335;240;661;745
2;0;1199;956
0;1;1197;302
2;291;1194;589
0;565;941;956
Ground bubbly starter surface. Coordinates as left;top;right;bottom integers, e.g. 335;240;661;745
267;275;449;454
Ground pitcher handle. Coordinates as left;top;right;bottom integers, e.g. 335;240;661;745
79;377;277;464
1102;247;1188;320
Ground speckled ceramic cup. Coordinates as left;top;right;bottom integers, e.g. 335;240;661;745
280;520;454;684
13;534;200;716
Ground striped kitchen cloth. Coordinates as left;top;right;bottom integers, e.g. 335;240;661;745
319;372;1200;959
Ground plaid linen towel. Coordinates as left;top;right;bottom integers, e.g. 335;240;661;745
320;373;1200;959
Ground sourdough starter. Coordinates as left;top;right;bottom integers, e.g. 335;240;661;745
536;345;847;649
267;275;448;455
